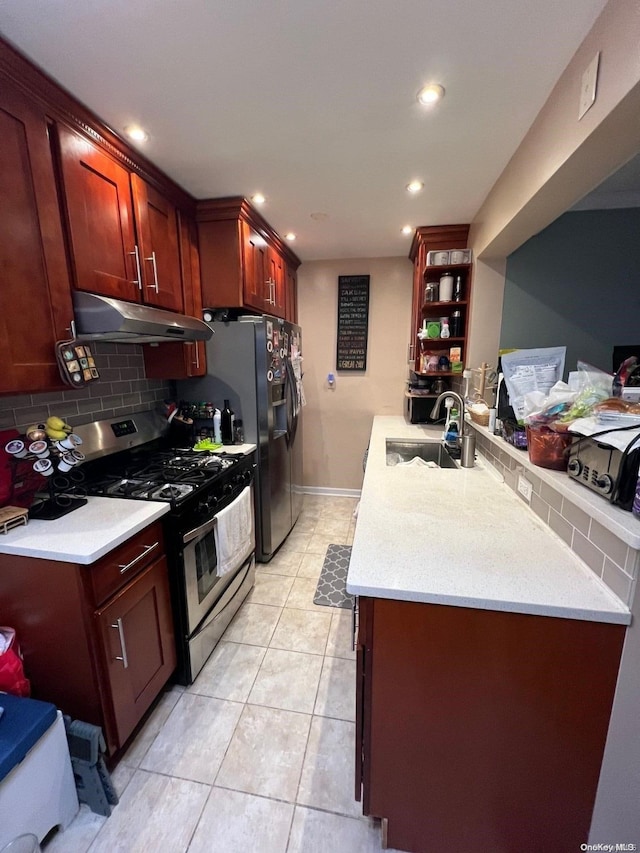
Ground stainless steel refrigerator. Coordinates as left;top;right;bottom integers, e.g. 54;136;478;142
177;315;303;561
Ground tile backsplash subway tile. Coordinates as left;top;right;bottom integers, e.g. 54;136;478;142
0;343;174;433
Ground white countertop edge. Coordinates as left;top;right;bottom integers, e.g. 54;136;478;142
471;423;640;549
345;583;631;626
0;500;170;564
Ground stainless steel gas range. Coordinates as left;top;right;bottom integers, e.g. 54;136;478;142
76;411;256;684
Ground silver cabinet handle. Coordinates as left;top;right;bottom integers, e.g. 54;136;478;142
192;342;200;371
145;250;159;293
118;541;159;574
264;278;275;306
408;343;415;362
129;245;143;290
111;617;129;668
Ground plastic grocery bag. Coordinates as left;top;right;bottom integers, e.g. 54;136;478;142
0;626;31;697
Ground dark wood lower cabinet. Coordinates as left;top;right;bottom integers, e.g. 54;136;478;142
356;596;625;853
0;521;176;756
96;555;176;748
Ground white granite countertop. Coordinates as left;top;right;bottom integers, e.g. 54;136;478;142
347;416;631;625
0;498;170;564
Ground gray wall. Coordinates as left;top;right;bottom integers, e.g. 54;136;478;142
500;208;640;375
0;342;173;433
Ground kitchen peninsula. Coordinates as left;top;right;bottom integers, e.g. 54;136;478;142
348;415;630;853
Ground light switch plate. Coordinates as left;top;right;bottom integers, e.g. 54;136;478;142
579;52;600;120
517;475;533;503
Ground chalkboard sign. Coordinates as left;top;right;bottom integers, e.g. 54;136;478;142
336;275;370;371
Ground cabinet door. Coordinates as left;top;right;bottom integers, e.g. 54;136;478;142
57;124;140;302
182;214;206;375
0;86;74;394
284;263;298;323
142;214;206;379
131;174;183;312
268;247;286;318
96;555;176;749
242;222;269;312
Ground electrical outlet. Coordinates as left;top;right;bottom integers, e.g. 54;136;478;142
517;475;533;503
579;52;600;120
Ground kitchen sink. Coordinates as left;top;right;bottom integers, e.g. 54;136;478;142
385;439;459;468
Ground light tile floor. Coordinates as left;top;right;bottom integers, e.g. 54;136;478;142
44;495;398;853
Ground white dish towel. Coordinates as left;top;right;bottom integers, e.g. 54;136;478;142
214;486;254;577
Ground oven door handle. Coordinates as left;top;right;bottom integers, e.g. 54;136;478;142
183;515;217;545
190;555;254;640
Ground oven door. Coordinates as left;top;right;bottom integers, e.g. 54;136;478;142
183;514;224;634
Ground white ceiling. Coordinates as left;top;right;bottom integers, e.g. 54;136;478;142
0;0;610;261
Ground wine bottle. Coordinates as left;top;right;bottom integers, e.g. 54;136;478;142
221;399;235;445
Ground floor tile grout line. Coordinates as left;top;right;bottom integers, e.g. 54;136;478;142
184;779;215;853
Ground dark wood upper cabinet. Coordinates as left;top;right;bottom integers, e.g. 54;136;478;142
268;246;286;318
58;125;184;312
0;85;74;394
242;220;270;312
131;173;183;313
285;262;298;324
57;123;139;302
143;213;207;379
197;197;300;320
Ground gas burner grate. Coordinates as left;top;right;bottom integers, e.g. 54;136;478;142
149;483;195;501
106;479;157;498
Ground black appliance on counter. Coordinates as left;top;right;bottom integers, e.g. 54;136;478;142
75;411;256;684
567;431;640;510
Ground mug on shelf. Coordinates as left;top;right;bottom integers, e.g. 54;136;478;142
450;250;465;264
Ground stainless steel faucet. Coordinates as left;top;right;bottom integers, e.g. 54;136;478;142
430;391;467;435
430;391;476;467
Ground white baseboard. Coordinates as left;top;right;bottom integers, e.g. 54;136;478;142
302;486;362;498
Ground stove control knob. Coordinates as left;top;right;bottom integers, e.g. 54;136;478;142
241;470;252;484
567;458;582;477
199;496;218;513
596;474;614;495
223;483;233;495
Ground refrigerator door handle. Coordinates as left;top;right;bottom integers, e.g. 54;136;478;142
285;358;298;447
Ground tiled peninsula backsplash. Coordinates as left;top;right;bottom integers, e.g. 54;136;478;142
0;343;174;433
474;428;639;608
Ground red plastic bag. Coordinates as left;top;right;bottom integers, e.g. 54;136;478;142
0;627;31;697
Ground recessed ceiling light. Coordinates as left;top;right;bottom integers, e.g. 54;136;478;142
252;193;266;205
406;180;424;194
310;212;329;221
401;225;413;235
417;84;445;106
124;125;148;142
285;232;296;242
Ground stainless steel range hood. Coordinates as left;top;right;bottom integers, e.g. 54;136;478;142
72;291;213;344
